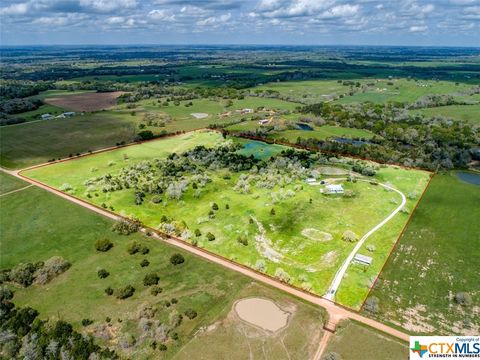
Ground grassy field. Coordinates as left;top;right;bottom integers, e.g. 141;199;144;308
0;112;138;169
364;172;480;335
15;103;66;122
335;79;471;105
1;172;325;359
24;132;430;309
254;80;352;104
269;126;375;142
0;171;28;194
413;104;480;125
324;320;408;360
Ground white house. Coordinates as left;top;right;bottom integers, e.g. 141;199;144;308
324;184;344;194
241;108;254;114
354;254;372;266
63;112;76;117
41;113;54;120
258;119;269;125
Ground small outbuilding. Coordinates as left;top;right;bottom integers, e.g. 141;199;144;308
324;184;344;194
41;113;54;120
305;178;317;184
354;254;372;266
258;119;269;125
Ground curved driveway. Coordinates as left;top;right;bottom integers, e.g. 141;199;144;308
324;180;407;301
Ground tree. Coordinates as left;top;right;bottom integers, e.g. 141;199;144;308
194;228;201;237
137;130;154;141
206;232;216;241
237;236;248;246
140;259;150;267
127;241;142;255
274;268;291;283
342;230;358;242
212;203;219;211
170;253;185;265
81;319;93;327
97;269;110;279
112;217;141;235
184;309;197;319
143;273;160;286
115;285;135;299
95;239;113;252
270;208;276;215
105;287;113;296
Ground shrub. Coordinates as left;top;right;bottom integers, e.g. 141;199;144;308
206;232;215;241
140;259;150;267
143;273;160;286
105;287;114;296
97;269;110;279
184;309;197;319
170;253;185;265
212;203;219;211
171;298;178;304
322;352;342;360
141;246;150;255
342;230;358;242
151;196;163;204
81;319;93;327
455;292;472;306
237;236;248;246
364;296;379;313
8;262;38;287
194;228;201;237
171;332;179;341
33;256;71;285
159;344;167;351
270;208;276;215
95;239;113;252
112;217;141;235
169;312;183;328
151;286;163;296
274;268;291;283
127;241;142;255
116;285;135;299
225;204;230;209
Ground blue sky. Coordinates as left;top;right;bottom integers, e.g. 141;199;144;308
1;0;479;46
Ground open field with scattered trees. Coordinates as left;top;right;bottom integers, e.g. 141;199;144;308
0;172;325;359
24;131;431;309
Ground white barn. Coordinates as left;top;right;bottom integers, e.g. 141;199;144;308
354;254;372;266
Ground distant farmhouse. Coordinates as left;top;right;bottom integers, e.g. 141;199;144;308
258;119;269;125
41;113;54;120
323;184;344;194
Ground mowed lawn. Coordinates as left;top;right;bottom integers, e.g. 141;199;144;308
0;112;138;169
0;173;326;359
24;132;431;308
324;320;408;360
364;172;480;335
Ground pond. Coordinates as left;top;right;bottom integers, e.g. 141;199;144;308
296;123;314;131
237;140;285;160
456;171;480;185
333;137;370;146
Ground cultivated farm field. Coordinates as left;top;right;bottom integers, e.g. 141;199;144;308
44;91;125;112
23;131;431;309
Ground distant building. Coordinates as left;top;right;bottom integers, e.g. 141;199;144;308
63;112;76;117
354;254;372;266
258;119;269;125
241;108;253;114
324;184;344;194
305;178;317;184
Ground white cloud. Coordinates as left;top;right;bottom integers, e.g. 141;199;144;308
197;12;231;26
79;0;137;13
149;9;175;21
0;2;29;16
409;25;428;32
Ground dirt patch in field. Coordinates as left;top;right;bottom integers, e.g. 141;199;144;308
302;228;333;242
317;166;349;175
320;251;338;268
191;112;209;119
234;298;291;332
45;91;125;111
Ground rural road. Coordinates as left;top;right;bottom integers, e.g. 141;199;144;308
324;180;407;301
1;166;411;359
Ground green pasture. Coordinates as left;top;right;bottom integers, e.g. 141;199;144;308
270;126;375;142
0;171;28;195
24;132;430;308
365;172;480;335
335;79;471;105
0;112;138;169
325;320;408;360
413;104;480;125
0;172;325;359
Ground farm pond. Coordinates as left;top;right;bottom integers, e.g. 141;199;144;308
456;171;480;185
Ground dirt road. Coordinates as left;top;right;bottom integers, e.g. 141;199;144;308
1;167;410;359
